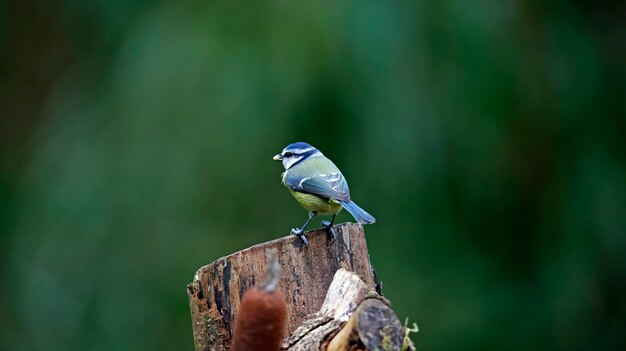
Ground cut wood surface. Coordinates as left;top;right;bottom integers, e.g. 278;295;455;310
187;223;376;351
281;268;396;351
325;297;404;351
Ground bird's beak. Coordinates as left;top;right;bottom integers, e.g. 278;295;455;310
273;154;283;161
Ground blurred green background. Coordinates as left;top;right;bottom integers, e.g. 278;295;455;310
1;1;625;350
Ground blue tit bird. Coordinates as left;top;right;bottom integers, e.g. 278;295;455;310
273;142;375;245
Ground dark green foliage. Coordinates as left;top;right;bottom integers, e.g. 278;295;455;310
0;1;624;350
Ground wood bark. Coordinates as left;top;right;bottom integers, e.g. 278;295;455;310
281;269;407;351
187;223;377;351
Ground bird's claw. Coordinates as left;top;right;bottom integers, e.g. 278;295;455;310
291;228;308;246
321;220;337;242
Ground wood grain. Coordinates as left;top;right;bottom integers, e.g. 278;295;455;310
187;223;376;351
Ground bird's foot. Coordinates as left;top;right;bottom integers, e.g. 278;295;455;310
290;228;308;246
321;220;337;242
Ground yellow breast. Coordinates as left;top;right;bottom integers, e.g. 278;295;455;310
289;189;342;215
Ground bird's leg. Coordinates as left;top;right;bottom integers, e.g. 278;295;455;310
291;211;316;246
321;214;337;242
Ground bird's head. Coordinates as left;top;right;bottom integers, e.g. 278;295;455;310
273;142;322;170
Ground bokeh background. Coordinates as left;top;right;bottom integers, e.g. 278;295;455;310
1;1;625;350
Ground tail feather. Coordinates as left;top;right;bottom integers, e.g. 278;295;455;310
339;200;376;224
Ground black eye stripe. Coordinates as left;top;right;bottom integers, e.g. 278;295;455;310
284;152;294;157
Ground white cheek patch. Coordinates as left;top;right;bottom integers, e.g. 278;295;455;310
283;156;303;169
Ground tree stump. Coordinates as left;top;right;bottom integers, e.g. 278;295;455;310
187;223;377;351
283;269;407;351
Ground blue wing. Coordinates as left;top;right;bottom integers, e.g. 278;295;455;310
284;171;350;202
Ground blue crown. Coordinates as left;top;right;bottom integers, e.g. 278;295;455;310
285;142;316;151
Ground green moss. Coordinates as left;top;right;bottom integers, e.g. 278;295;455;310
380;329;394;351
401;318;419;351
